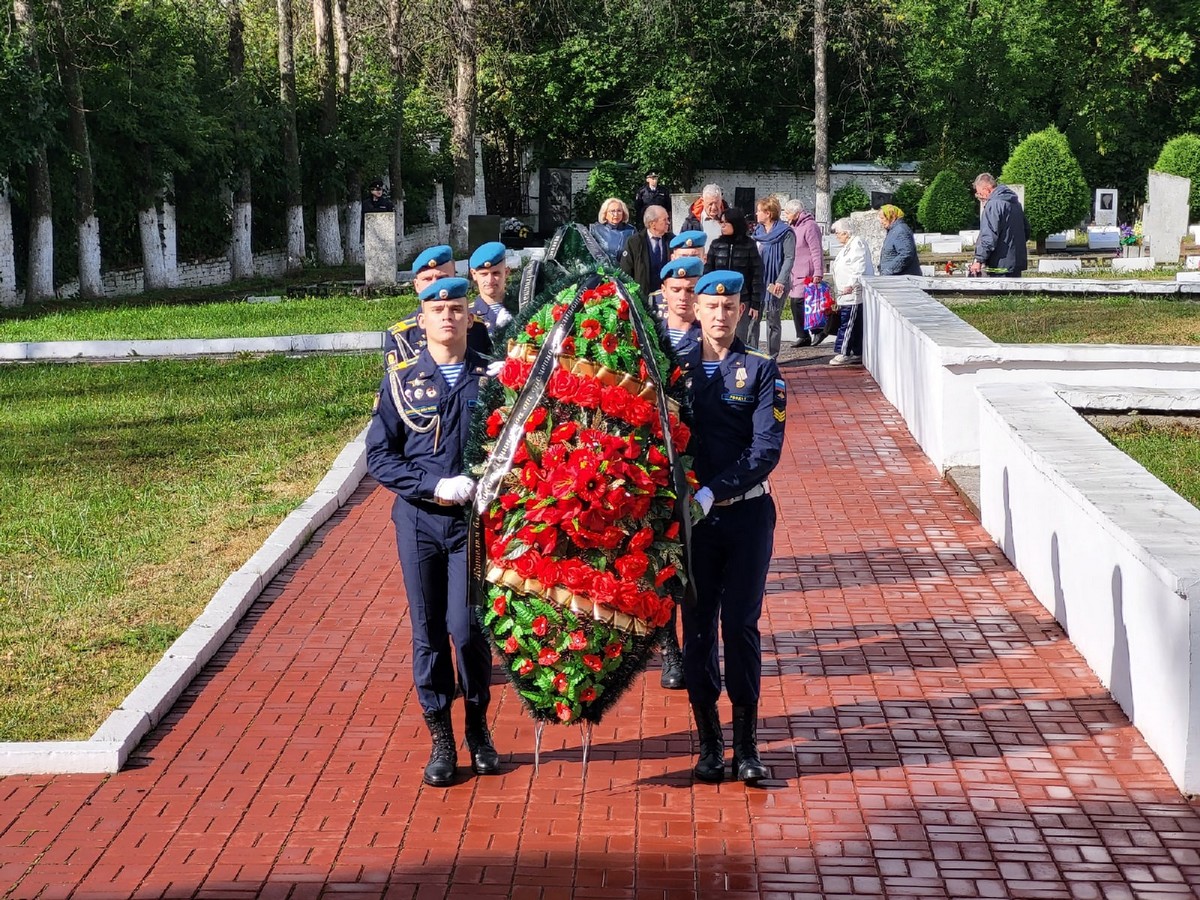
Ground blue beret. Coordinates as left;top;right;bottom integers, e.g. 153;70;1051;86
695;270;745;297
411;245;453;273
418;276;470;303
670;230;708;250
660;257;703;281
469;241;508;270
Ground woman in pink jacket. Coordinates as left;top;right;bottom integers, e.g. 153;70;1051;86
784;199;830;347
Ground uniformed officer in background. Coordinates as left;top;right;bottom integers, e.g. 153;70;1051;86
384;245;492;368
467;241;515;334
366;276;501;787
678;270;786;785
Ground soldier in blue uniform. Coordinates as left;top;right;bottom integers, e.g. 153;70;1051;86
366;276;501;787
670;230;708;261
678;270;786;785
467;241;515;334
655;256;703;357
384;245;492;368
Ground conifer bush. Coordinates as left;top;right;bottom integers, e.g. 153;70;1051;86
1154;134;1200;222
917;170;974;234
1000;125;1089;247
832;182;870;220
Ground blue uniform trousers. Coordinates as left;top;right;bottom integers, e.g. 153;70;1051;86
393;498;492;714
682;494;777;707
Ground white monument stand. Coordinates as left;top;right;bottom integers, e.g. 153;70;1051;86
1145;171;1191;265
365;211;398;289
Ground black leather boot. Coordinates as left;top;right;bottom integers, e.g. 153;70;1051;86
691;703;725;783
422;709;457;787
659;627;685;690
732;705;769;784
465;704;501;776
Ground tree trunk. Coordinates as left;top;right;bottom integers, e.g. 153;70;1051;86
14;0;54;303
448;0;478;254
160;174;178;286
228;0;254;280
0;180;18;307
332;0;350;95
48;0;101;298
386;0;406;240
312;0;343;265
343;173;363;264
277;0;305;268
812;0;830;230
137;146;168;290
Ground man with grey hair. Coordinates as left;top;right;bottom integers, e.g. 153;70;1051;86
682;184;727;248
619;204;675;299
970;173;1030;278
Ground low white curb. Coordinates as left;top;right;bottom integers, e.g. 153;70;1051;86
0;427;371;774
0;332;384;363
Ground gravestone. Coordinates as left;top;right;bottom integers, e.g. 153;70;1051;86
538;168;573;230
930;236;965;254
1094;189;1118;227
1044;233;1068;251
1087;227;1120;250
467;215;502;251
849;209;887;268
1111;257;1154;273
1186;256;1200;270
959;230;981;246
733;187;756;214
1145;171;1191;264
871;191;893;209
364;211;397;289
1037;258;1081;274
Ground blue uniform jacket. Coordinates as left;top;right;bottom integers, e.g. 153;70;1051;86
383;313;492;369
366;347;490;502
678;339;786;502
469;297;512;333
657;318;702;357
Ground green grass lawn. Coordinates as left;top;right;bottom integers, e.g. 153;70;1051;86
947;294;1200;345
0;292;417;342
1100;420;1200;509
0;355;382;740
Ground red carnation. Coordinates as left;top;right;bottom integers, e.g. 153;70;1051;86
583;654;603;672
492;595;507;616
648;445;668;467
538;647;560;666
553;672;569;693
670;420;692;453
568;630;588;650
532;615;549;637
518;658;534;675
580;687;597;702
504;635;520;654
580;318;601;339
556;702;574;722
604;641;623;659
601;333;619;353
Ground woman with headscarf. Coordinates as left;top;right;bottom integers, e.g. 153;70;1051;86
828;218;875;367
878;204;922;276
750;196;795;358
704;207;761;344
590;197;637;265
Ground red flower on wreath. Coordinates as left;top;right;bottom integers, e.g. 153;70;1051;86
526;321;544;338
614;553;649;581
580;318;601;339
601;333;619;353
604;641;623;659
583;654;603;673
493;595;507;616
518;659;535;675
560;336;576;356
532;615;549;637
538;647;561;666
568;630;588;651
580;687;597;702
553;672;569;693
556;702;574;722
504;635;520;654
524;407;547;432
486;409;505;438
655;565;678;587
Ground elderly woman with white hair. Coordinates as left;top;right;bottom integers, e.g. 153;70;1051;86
828;217;874;367
590;197;637;264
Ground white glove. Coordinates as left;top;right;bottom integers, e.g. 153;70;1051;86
486;359;505;377
495;307;513;328
434;475;476;504
693;487;714;517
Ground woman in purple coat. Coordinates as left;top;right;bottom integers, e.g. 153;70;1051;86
784;199;830;347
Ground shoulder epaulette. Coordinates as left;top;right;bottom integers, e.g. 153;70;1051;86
471;313;486;325
746;349;771;361
389;319;416;335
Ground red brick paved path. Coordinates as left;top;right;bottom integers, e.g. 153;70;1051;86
5;364;1200;900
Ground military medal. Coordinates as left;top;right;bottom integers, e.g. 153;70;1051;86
735;365;748;388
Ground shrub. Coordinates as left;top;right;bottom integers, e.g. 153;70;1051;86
891;181;926;229
918;170;974;234
1154;134;1200;222
832;182;870;220
1000;125;1090;243
573;161;639;223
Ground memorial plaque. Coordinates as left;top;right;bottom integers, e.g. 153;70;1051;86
1145;171;1191;265
871;191;893;209
733;187;756;213
1094;189;1118;227
364;211;397;289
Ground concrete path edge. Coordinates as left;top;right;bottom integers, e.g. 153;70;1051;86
0;427;370;775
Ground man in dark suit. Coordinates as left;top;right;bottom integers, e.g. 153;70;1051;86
618;204;674;299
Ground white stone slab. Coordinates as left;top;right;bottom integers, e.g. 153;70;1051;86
1191;225;1200;243
920;265;936;276
1146;170;1191;264
930;238;964;254
1044;234;1068;250
1178;272;1200;283
364;211;398;288
1037;259;1082;274
1186;256;1200;270
245;295;284;304
1094;188;1118;227
1111;257;1155;272
1087;227;1120;250
958;230;980;245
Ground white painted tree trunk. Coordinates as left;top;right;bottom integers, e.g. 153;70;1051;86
343;199;363;264
286;205;305;269
160;177;178;286
0;182;17;307
27;211;54;302
77;215;102;298
315;204;343;265
139;207;168;290
230;201;254;279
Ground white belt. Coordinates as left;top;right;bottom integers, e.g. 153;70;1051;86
714;481;771;507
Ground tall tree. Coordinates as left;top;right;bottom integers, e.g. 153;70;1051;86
277;0;305;268
448;0;478;253
812;0;830;228
312;0;343;264
227;0;254;279
48;0;101;297
386;0;407;240
13;0;54;302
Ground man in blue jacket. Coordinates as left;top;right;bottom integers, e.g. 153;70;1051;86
971;174;1030;278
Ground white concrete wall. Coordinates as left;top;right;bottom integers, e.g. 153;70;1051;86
864;277;1200;469
56;250;288;301
977;382;1200;793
